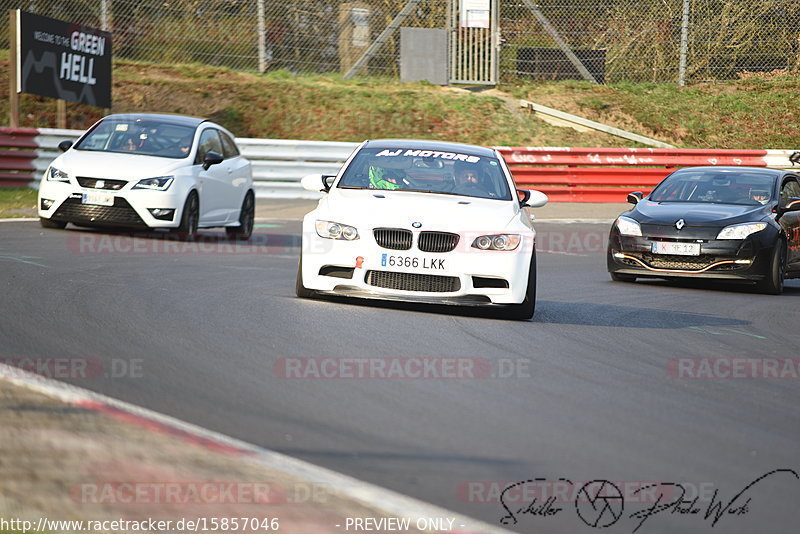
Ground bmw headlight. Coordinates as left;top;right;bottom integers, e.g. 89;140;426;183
615;216;642;237
315;220;359;240
716;222;767;240
46;166;69;182
471;234;521;251
133;176;174;191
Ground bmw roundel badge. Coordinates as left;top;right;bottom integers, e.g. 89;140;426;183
412;222;422;228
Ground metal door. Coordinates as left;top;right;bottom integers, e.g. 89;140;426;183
448;0;499;84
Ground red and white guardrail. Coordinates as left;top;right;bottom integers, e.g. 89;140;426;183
2;127;798;202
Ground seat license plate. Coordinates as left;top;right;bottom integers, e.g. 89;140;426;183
651;241;700;256
82;191;114;206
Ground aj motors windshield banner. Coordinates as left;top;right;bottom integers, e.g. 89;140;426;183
15;10;112;108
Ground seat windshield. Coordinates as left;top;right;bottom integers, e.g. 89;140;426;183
338;147;512;200
74;118;197;159
649;171;777;205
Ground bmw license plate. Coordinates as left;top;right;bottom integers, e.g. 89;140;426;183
381;254;445;270
82;191;114;206
651;241;700;256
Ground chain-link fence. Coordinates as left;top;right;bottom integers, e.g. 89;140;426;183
2;0;799;84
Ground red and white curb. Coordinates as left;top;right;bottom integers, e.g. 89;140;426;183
0;362;513;534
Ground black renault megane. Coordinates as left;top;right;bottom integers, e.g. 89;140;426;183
607;166;800;294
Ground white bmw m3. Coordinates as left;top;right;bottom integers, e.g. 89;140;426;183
296;140;547;319
38;113;254;240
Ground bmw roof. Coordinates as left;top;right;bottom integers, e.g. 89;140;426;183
364;139;496;157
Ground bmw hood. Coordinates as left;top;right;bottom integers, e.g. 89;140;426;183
317;189;523;232
632;200;771;227
52;150;189;179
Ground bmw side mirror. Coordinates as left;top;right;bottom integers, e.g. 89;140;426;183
202;151;224;170
323;175;336;191
58;140;73;152
518;189;548;208
301;174;328;193
627;191;644;205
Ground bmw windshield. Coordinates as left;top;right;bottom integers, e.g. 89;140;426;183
338;147;513;200
649;170;777;205
74;118;197;159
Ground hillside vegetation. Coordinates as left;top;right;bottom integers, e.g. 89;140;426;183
2;52;799;149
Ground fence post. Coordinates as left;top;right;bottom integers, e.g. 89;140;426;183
100;0;109;31
257;0;266;73
678;0;690;86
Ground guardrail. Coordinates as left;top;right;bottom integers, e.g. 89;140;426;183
3;128;799;202
495;147;795;202
0;127;39;187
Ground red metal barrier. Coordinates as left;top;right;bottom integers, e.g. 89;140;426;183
0;127;39;188
494;147;770;202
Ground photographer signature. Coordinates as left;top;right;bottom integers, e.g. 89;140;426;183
499;468;798;532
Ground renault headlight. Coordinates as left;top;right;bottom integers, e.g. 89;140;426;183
46;166;69;182
133;176;174;191
616;216;642;237
471;234;521;251
716;222;767;240
315;220;359;240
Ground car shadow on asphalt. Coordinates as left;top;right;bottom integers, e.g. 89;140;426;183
309;294;749;329
622;277;800;297
532;300;750;328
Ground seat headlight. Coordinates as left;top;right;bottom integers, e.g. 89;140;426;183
133;176;174;191
616;216;642;237
471;234;521;251
716;222;767;240
46;166;69;182
315;220;359;240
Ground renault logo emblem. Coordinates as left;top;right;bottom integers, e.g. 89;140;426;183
412;222;422;228
675;219;685;230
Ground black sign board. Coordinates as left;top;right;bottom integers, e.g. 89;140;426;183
16;10;112;108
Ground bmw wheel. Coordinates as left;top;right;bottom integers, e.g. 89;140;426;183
295;254;316;299
503;253;536;320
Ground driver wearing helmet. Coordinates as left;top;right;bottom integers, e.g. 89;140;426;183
454;162;496;198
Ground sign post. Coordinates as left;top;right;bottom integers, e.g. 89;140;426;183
8;10;19;127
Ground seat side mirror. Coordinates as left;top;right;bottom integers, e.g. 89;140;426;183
58;140;73;152
202;151;224;170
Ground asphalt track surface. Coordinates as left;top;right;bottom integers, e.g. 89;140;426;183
2;219;799;534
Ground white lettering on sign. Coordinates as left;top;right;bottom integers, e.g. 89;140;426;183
70;31;105;56
59;53;97;85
